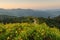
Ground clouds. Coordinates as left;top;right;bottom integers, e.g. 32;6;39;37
0;0;60;9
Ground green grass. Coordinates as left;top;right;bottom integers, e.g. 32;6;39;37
0;23;60;40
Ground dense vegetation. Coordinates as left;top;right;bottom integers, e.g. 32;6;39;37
0;23;60;40
0;15;60;28
0;15;60;40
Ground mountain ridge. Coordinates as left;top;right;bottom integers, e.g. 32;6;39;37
0;8;60;18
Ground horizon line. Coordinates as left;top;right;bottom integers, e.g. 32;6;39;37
0;8;60;10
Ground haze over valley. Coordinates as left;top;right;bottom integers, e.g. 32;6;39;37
0;8;60;18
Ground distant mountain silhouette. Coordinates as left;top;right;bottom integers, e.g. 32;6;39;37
0;8;60;18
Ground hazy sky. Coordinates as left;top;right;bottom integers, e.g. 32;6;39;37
0;0;60;9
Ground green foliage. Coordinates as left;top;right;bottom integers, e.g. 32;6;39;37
0;23;60;40
0;15;60;29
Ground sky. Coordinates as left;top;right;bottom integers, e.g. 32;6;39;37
0;0;60;9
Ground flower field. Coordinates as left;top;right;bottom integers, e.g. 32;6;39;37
0;23;60;40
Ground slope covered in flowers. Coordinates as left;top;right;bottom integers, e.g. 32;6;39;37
0;23;60;40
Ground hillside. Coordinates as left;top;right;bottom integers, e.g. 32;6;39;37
0;12;60;40
0;15;60;29
0;23;60;40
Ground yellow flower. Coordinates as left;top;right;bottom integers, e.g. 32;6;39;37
15;31;18;33
7;37;10;40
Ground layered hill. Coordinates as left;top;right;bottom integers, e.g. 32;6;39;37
0;8;60;18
